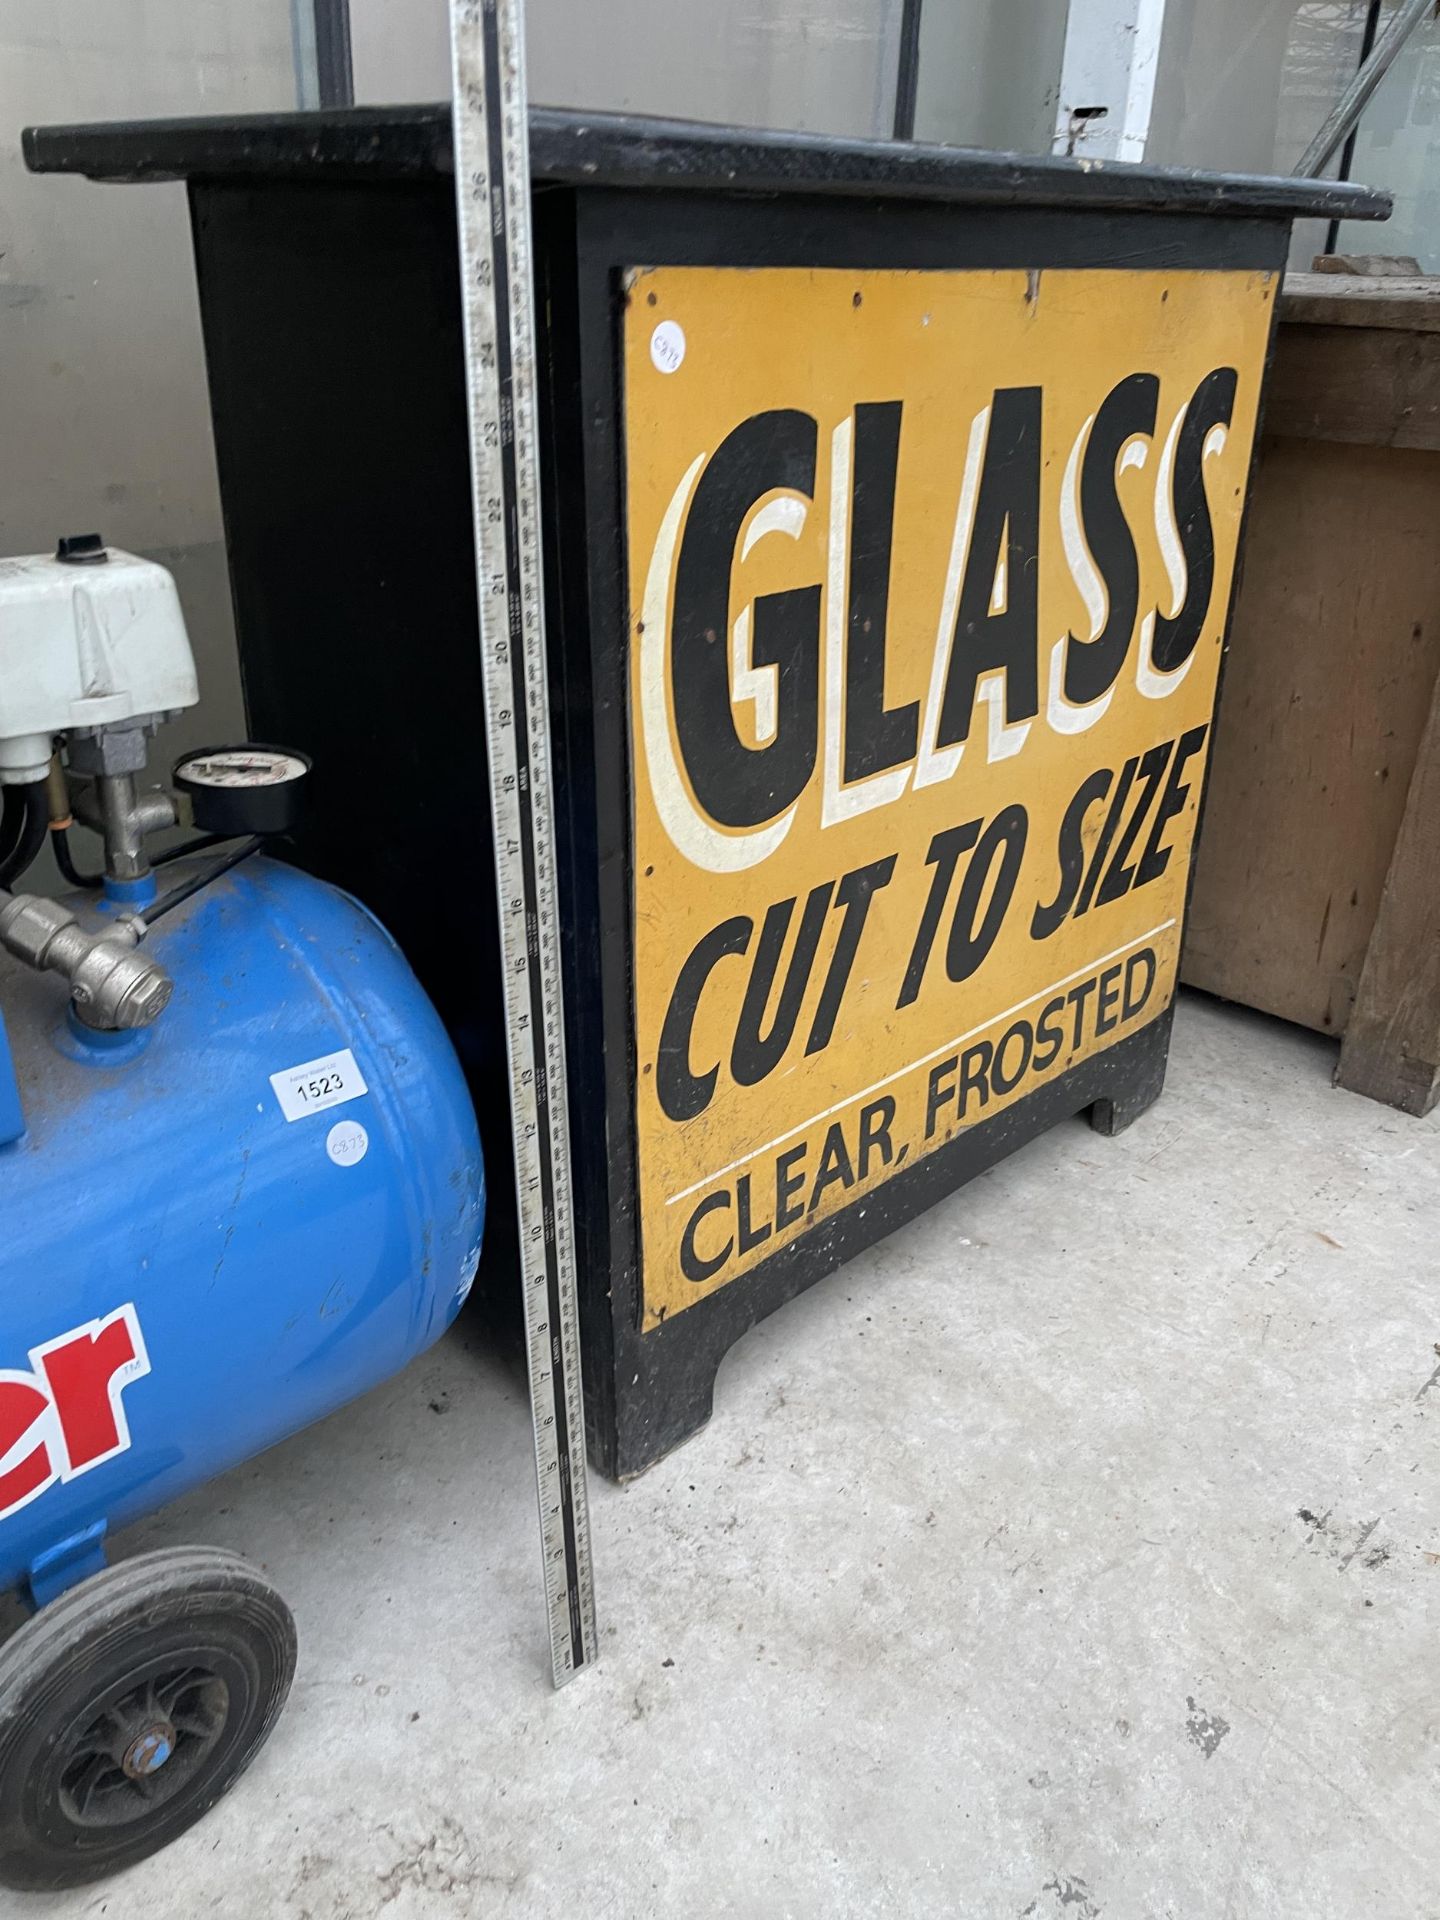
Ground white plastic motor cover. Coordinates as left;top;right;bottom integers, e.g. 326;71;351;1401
0;548;198;783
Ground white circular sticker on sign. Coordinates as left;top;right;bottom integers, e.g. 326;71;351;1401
650;320;686;374
326;1119;369;1168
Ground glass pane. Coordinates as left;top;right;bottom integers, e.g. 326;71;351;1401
914;0;1066;153
1143;1;1371;268
1335;0;1440;267
347;0;906;138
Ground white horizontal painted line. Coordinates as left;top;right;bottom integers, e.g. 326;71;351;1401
664;917;1176;1207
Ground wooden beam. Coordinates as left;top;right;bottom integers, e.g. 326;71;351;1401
1337;661;1440;1115
1262;323;1440;452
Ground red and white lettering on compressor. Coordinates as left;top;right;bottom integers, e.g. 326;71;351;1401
0;1306;151;1522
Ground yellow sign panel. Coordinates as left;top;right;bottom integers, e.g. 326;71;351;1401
625;265;1275;1326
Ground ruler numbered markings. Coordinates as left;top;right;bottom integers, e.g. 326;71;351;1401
449;0;597;1685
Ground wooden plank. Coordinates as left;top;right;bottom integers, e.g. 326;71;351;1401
1263;323;1440;450
1337;666;1440;1115
1183;439;1440;1034
1310;256;1423;277
1283;272;1440;332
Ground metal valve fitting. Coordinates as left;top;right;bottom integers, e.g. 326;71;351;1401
0;892;173;1030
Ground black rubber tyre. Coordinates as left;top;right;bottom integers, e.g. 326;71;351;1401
0;1546;296;1890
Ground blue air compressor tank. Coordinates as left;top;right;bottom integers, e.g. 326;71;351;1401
0;856;484;1600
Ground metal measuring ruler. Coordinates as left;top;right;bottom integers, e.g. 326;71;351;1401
448;0;597;1687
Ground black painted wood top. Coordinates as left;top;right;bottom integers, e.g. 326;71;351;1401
23;104;1391;224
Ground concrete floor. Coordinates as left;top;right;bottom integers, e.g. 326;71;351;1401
17;991;1439;1919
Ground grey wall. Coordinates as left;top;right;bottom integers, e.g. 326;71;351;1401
351;0;1062;145
349;0;452;103
915;0;1066;153
1147;0;1352;172
1146;0;1369;267
527;0;901;134
355;0;903;130
1338;6;1440;268
353;0;904;132
1;0;299;872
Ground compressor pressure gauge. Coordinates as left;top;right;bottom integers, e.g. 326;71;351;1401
173;745;311;837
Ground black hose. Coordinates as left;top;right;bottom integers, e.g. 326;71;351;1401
0;782;51;889
143;836;262;927
0;786;26;870
152;831;229;868
50;826;103;890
